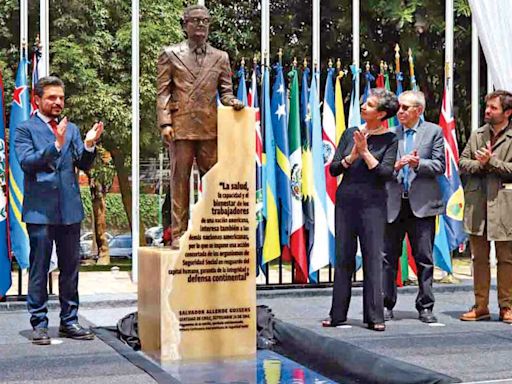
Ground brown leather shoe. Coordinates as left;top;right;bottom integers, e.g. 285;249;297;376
460;306;491;321
499;308;512;323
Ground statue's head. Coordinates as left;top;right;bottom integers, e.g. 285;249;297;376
183;5;210;43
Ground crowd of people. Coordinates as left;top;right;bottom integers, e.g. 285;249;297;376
323;88;512;332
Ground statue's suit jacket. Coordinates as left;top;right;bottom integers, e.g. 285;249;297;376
14;115;96;225
157;41;236;140
386;121;446;222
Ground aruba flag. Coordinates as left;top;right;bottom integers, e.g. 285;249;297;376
9;56;31;269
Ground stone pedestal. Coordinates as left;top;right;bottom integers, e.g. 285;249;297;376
138;107;256;360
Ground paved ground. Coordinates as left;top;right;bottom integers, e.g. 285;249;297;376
259;285;512;383
2;259;511;384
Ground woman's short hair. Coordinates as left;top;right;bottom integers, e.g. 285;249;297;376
369;88;399;120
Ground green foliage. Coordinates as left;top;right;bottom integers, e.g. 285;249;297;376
1;0;183;158
206;0;475;147
81;188;159;231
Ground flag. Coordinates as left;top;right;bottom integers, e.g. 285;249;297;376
248;65;264;272
335;70;347;146
390;71;403;128
236;66;248;106
287;67;308;283
308;71;331;278
384;69;395;128
30;46;41;115
362;67;375;104
300;67;315;265
348;64;361;128
0;68;11;298
376;72;389;128
437;78;467;259
9;56;31;269
261;66;280;264
300;66;316;280
271;64;292;248
433;215;453;273
322;68;336;265
394;69;412;284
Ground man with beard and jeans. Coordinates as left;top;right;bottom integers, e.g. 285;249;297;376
15;76;104;345
459;90;512;323
382;90;445;324
157;4;244;248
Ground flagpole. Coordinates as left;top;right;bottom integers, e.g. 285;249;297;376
471;17;480;132
40;0;49;76
445;0;454;103
312;0;320;90
20;0;28;58
261;0;269;66
131;0;140;282
352;0;360;93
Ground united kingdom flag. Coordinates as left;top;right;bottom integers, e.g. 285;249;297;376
436;76;467;257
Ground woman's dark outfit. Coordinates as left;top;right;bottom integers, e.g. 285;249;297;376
328;127;398;325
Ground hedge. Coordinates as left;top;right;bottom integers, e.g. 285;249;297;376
80;188;160;232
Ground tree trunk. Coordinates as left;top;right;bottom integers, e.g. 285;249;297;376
88;173;110;265
110;148;132;228
110;148;146;246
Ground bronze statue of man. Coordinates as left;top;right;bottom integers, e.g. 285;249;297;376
157;4;244;248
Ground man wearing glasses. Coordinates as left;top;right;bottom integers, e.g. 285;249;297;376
157;5;244;248
382;90;446;323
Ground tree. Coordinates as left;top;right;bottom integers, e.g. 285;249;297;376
206;0;474;147
1;0;183;259
86;148;115;265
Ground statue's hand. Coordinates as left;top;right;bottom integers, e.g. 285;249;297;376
161;125;175;144
230;99;245;111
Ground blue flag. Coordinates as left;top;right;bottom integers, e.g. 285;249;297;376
0;69;11;298
308;72;331;280
323;68;337;266
362;68;375;104
237;66;248;106
348;64;361;128
261;66;280;264
271;64;291;247
249;65;264;273
9;56;31;269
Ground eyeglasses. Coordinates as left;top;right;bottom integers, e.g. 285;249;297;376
398;104;418;111
186;17;210;26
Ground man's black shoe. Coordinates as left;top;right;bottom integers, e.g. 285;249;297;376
418;309;437;324
32;328;51;345
59;323;95;340
384;308;394;321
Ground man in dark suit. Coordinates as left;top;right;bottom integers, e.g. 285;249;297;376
157;4;244;248
382;90;446;323
15;76;104;345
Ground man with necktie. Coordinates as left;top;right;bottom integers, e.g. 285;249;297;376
15;76;104;345
157;4;244;248
382;90;446;323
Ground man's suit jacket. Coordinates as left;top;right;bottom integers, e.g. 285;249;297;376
459;121;512;241
14;115;96;225
156;41;236;141
386;121;446;223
